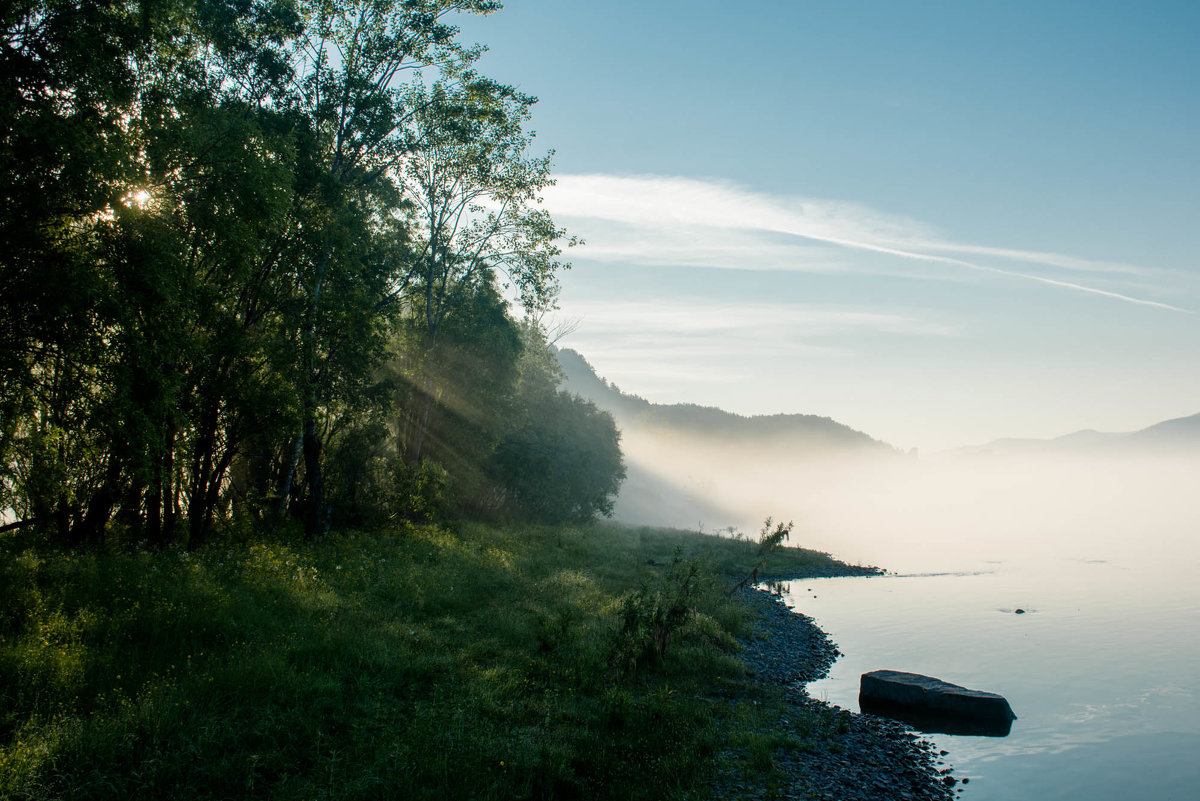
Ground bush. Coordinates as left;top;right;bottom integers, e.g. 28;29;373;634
608;551;701;677
491;389;625;524
390;459;448;523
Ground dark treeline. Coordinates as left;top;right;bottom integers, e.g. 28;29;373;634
0;0;625;547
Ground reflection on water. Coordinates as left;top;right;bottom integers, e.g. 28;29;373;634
979;732;1200;801
775;455;1200;800
858;696;1015;737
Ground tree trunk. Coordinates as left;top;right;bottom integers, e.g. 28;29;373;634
409;333;441;466
78;456;122;546
302;402;325;539
194;445;236;548
301;247;328;540
275;433;303;522
146;460;162;544
187;398;220;547
163;428;178;544
411;385;434;465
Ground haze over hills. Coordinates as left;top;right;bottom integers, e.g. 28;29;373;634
947;412;1200;458
557;349;896;455
554;348;1197;532
555;349;898;529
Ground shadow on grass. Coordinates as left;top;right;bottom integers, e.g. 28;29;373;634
0;520;858;800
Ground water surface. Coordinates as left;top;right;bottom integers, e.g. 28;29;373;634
779;454;1199;800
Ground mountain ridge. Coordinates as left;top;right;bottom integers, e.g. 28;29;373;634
947;412;1200;457
553;347;901;529
556;348;896;455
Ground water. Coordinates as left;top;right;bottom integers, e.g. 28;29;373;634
776;454;1200;800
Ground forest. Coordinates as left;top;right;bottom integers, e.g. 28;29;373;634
0;0;627;546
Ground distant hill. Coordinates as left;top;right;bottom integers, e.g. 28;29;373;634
553;348;898;529
1131;412;1200;449
556;348;895;456
948;412;1200;458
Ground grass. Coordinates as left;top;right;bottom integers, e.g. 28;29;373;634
0;520;860;800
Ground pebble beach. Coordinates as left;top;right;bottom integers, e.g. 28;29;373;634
714;587;961;800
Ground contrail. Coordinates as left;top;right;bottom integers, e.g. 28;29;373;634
771;225;1194;314
811;231;1195;311
550;174;1194;314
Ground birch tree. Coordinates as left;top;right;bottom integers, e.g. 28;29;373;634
282;0;500;537
398;77;573;463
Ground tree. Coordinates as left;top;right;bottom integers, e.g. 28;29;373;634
0;0;304;544
398;77;573;463
282;0;503;538
488;325;625;523
389;273;522;513
0;0;143;538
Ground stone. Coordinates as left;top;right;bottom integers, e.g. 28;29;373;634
860;670;1016;737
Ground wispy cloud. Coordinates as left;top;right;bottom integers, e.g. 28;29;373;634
543;174;1191;312
551;220;855;273
551;297;956;393
561;298;956;339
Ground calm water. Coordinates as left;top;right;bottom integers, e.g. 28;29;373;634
777;455;1200;800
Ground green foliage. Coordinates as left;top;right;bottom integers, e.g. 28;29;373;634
732;518;794;593
383;311;625;526
1;0;597;545
0;521;862;800
400;76;571;326
388;276;524;508
484;324;626;524
608;550;706;677
490;389;625;524
322;418;395;525
389;459;449;523
1;1;319;545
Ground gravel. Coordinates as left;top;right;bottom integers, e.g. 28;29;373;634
712;587;961;801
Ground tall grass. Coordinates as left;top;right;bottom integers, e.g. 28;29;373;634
0;521;850;800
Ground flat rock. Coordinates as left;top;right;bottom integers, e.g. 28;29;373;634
860;670;1016;736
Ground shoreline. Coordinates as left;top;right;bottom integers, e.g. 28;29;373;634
718;586;960;800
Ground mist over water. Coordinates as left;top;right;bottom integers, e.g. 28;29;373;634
613;432;1200;799
618;430;1195;576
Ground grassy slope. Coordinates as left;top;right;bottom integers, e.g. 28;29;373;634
0;522;860;800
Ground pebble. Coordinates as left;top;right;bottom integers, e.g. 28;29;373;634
711;587;958;801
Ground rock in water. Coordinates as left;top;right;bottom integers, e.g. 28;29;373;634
860;670;1016;737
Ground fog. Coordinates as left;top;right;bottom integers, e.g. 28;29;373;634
613;425;1200;578
606;404;1200;800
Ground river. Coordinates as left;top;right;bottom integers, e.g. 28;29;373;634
776;453;1200;800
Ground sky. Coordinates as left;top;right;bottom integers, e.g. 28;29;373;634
456;1;1200;452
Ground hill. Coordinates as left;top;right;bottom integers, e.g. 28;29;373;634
554;349;897;529
948;412;1200;458
557;349;894;455
1129;412;1200;450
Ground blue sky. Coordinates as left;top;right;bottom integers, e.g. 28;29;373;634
457;1;1200;450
